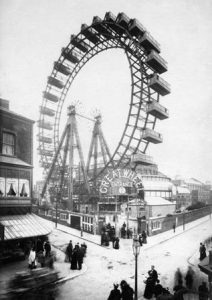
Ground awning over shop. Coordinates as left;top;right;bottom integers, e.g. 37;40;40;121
0;155;32;167
0;213;52;241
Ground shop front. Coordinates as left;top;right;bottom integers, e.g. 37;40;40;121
97;168;146;235
0;213;52;263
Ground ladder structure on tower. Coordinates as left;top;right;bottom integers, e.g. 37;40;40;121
86;114;114;190
41;105;90;211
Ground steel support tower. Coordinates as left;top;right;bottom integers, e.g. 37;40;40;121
41;105;90;210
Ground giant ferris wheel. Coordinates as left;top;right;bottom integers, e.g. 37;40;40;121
38;12;170;205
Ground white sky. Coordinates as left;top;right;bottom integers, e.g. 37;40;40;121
0;0;212;183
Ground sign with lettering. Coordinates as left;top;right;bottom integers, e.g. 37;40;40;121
99;168;143;194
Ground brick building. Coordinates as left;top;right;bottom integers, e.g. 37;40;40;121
172;185;191;210
0;99;50;260
0;99;34;215
173;177;210;205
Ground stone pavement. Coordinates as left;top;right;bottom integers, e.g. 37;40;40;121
0;214;211;299
35;214;211;283
42;213;211;251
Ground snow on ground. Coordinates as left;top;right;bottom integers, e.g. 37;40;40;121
47;217;212;300
1;216;211;299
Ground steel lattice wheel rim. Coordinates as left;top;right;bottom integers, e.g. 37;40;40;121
38;12;169;180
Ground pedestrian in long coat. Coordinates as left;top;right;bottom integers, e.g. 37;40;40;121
174;268;183;287
28;247;37;269
70;247;78;270
114;238;120;249
142;230;147;243
44;240;51;257
65;240;73;262
173;223;176;233
154;279;163;297
120;280;134;300
198;281;209;300
36;239;44;254
185;266;194;290
148;265;158;284
199;243;207;260
201;244;207;260
173;280;187;300
76;246;84;270
139;234;143;246
80;244;86;258
107;284;121;300
144;266;158;299
81;242;87;256
143;276;155;299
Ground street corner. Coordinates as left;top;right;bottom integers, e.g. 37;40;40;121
187;250;200;267
56;262;88;284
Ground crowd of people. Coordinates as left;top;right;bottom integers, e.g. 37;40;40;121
28;238;55;269
65;240;87;270
101;223;120;249
107;264;210;300
120;222;133;239
101;222;148;249
142;265;209;299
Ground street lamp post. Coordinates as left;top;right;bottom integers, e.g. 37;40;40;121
183;211;185;231
115;194;118;236
127;195;129;231
132;236;141;300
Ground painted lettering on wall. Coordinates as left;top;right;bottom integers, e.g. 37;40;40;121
99;168;143;194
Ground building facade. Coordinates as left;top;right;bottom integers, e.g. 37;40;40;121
173;177;211;205
0;99;50;259
172;185;191;211
0;99;34;215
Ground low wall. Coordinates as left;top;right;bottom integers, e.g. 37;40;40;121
32;205;212;237
149;205;212;236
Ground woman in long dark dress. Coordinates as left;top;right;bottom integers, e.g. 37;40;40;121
143;276;155;299
70;248;78;270
142;230;147;244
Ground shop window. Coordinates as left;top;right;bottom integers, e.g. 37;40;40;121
60;213;67;221
20;183;28;197
152;221;161;231
47;210;52;217
7;183;16;196
2;132;15;156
